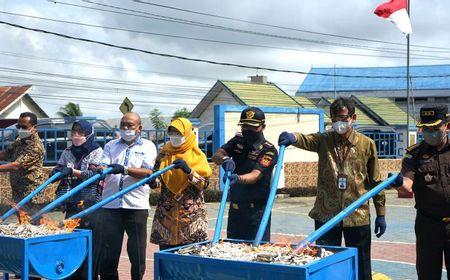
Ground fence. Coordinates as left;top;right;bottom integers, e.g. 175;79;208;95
1;127;400;165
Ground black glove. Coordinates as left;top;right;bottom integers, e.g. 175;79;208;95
278;132;296;147
173;159;192;174
108;164;125;174
58;167;73;178
388;172;403;188
51;166;73;178
374;216;386;238
221;157;235;172
222;173;240;186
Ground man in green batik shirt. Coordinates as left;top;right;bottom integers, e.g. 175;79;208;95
278;97;386;280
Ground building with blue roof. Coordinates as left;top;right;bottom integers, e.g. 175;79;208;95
296;64;450;119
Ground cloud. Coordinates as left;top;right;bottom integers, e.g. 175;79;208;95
1;0;449;121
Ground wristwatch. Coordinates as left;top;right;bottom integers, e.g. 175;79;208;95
123;167;129;175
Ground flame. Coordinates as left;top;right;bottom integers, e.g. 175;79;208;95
39;215;61;230
18;210;31;224
77;200;84;208
63;219;81;232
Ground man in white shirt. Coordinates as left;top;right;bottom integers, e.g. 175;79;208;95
98;112;157;280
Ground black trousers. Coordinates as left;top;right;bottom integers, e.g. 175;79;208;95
227;202;271;242
415;212;450;280
64;203;100;280
314;220;372;280
99;208;149;280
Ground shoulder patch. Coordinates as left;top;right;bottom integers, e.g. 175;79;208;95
263;140;274;148
259;154;273;167
405;141;423;153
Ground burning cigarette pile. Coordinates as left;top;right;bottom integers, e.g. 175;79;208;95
0;210;80;238
176;241;333;265
0;222;76;238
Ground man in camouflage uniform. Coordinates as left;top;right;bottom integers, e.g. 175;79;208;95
0;112;45;215
391;104;450;280
279;97;386;280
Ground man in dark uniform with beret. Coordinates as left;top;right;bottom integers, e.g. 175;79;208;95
391;104;450;280
212;107;278;241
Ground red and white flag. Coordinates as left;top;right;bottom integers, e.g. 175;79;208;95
374;0;412;35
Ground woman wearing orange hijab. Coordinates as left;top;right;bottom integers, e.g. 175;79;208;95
150;118;212;250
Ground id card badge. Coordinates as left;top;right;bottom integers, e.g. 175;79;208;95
337;174;348;190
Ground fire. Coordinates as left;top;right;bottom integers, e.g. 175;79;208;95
63;219;81;232
39;215;62;230
18;210;31;224
77;200;84;208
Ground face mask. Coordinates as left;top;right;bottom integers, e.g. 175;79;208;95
242;130;262;143
71;135;87;147
423;129;446;146
332;121;351;135
17;128;32;139
170;135;185;147
120;129;136;142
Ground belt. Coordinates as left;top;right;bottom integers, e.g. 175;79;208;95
231;202;266;210
417;209;450;223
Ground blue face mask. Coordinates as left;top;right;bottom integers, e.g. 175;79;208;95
423;129;445;146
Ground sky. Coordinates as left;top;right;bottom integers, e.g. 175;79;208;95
1;0;449;121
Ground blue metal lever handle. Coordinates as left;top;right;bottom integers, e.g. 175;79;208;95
68;164;175;220
0;172;62;223
295;174;399;251
31;167;113;222
253;145;286;246
212;171;231;245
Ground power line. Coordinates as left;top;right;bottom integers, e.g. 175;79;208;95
52;0;450;56
132;0;450;52
3;11;446;60
4;19;450;79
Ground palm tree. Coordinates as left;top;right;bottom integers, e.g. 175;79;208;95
56;102;83;117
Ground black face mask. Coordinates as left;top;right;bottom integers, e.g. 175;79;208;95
242;130;263;144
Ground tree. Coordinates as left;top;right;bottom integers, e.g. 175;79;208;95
149;108;166;130
56;102;83;117
173;107;190;119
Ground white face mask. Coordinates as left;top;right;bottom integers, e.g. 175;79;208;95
170;135;185;147
71;135;87;147
332;121;351;135
120;129;136;142
17;128;32;139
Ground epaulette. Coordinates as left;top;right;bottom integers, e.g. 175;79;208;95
263;140;274;148
235;131;244;138
405;141;423;153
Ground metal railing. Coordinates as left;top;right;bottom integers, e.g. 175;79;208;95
1;128;213;165
1;127;401;163
362;131;398;159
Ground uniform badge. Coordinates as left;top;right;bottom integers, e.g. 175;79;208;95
424;173;433;182
422;154;430;159
246;110;255;119
260;154;273;167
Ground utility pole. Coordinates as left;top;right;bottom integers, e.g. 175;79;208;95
406;0;411;145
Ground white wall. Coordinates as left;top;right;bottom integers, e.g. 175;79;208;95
199;89;239;125
224;111;320;163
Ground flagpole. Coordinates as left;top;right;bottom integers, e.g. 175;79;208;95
406;0;411;145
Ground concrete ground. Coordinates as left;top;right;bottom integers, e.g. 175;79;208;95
1;190;448;279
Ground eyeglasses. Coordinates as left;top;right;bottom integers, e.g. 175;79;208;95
16;124;30;130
